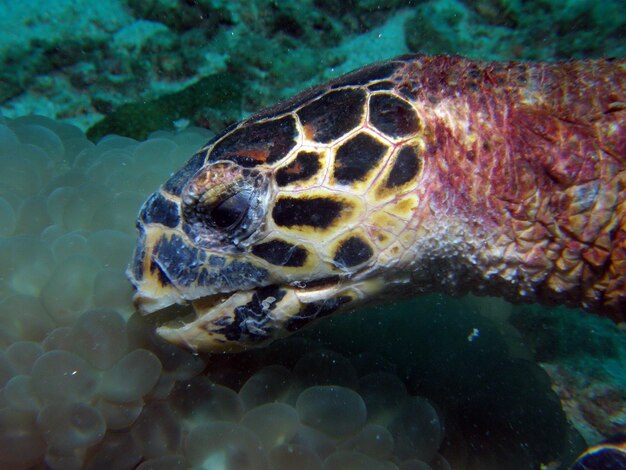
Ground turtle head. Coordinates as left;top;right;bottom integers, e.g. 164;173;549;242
128;148;386;352
128;61;426;351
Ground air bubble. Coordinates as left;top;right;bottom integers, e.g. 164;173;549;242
61;184;112;231
0;294;55;344
5;341;44;374
0;146;42;196
85;150;133;182
87;230;134;270
296;386;366;438
3;375;40;412
293;349;358;389
239;365;292;410
16;195;52;235
46;187;78;226
93;269;134;312
42;326;73;351
149;375;176;400
184;422;266;470
0;124;19;147
51;232;89;262
96;398;143;430
91;190;146;233
0;352;13;388
40;254;101;324
324;451;383;470
291;425;336;459
132;138;177;170
359;372;407;425
1;237;54;297
137;455;188;470
429;454;451;470
62;137;94;166
339;423;394;459
83;430;142;470
131;402;181;458
389;397;442;462
44;447;85;470
0;408;45;470
31;350;98;403
37;402;105;451
0;197;16;236
101;349;161;402
40;224;65;245
12;124;64;161
170;376;244;423
399;459;433;470
126;312;207;380
70;308;128;370
268;443;323;470
241;402;300;449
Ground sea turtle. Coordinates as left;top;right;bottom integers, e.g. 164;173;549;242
128;55;626;352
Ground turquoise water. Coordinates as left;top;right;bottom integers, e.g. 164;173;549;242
0;1;625;469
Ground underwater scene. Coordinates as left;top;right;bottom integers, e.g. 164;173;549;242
0;1;625;469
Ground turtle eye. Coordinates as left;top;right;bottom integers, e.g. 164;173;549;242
181;161;268;250
209;189;252;230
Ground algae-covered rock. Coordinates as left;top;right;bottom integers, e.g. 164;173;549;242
404;0;517;60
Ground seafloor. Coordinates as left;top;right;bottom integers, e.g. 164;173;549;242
0;1;625;469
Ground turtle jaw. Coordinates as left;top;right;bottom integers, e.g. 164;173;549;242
154;277;386;353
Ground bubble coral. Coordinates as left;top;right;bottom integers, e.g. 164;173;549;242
0;116;458;470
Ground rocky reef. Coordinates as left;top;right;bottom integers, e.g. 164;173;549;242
2;1;625;138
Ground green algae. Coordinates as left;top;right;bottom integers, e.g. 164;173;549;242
87;72;242;142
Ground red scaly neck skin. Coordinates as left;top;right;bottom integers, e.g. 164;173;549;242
395;56;626;321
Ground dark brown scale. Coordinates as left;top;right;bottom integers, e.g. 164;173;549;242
368;81;396;91
275;151;321;187
334;133;388;184
252;240;308;267
285;295;352;332
209;115;298;167
333;236;373;268
369;93;420;138
153;235;205;287
139;192;180;228
163;150;207;196
398;82;418;101
131;228;146;281
249;59;402;122
252;88;326;122
329;60;401;88
149;259;171;287
272;197;344;229
298;89;366;144
385;146;422;188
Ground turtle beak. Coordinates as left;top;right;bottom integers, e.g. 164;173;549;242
127;232;183;314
